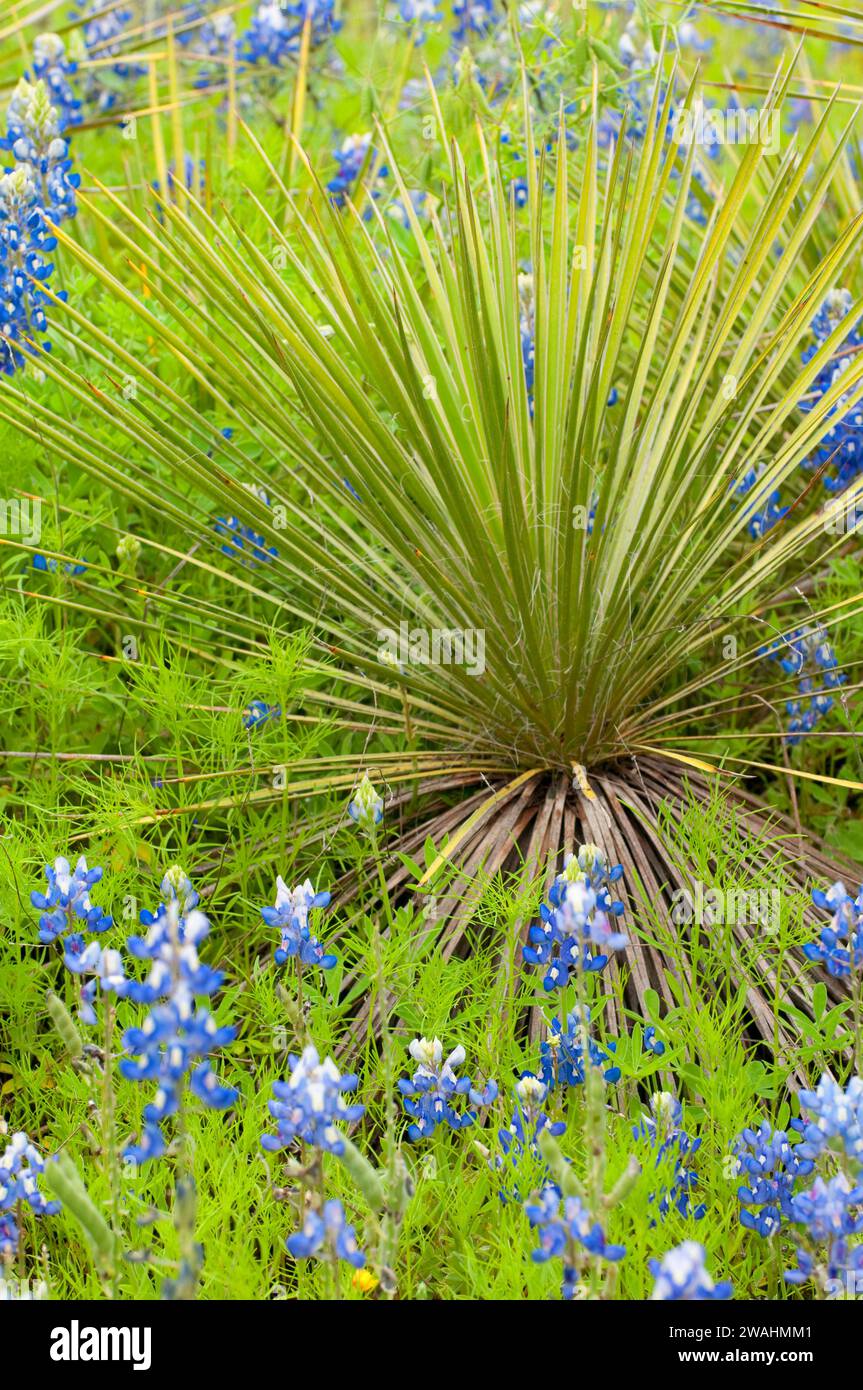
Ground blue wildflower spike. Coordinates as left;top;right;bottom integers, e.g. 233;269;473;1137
242;699;282;730
784;1174;863;1287
733;1119;812;1238
393;0;443;43
348;772;384;830
243;0;340;68
634;1092;706;1224
262;1046;364;1155
0;1131;61;1258
804;882;863;979
760;625;845;745
799;288;863;493
30;855;111;942
398;1036;497;1140
650;1241;732;1300
287;1198;365;1269
523;846;626;990
452;0;499;44
119;899;237;1162
62;938;127;1026
539;1007;621;1089
492;1075;565;1203
261;875;336;971
796;1073;863;1163
526;1186;625;1300
214;483;278;566
327;133;384;209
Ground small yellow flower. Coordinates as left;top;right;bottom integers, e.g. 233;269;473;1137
352;1269;379;1294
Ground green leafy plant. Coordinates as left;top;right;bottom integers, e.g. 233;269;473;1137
4;49;863;1049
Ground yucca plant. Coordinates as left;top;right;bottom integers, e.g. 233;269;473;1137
4;47;863;1048
704;0;863;50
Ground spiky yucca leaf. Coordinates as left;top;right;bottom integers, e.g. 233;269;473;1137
704;1;863;50
2;58;862;1046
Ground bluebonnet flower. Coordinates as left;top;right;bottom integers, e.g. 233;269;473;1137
214;482;278;565
159;864;199;913
0;1211;18;1257
125;866;201;942
4;78;80;222
398;1036;497;1140
650;1241;732;1300
808;287;854;348
69;4;142;109
452;0;499;44
327;133;383;209
745;487;790;540
575;842;623;884
392;0;443;43
804;884;863;980
523;847;626;990
384;188;432;230
733;1119;812;1237
527;1186;625;1299
677;7;713;56
0;42;79;377
187;13;237;89
760;624;844;745
538;1007;621;1090
244;0;340;66
262;1046;364;1156
785;97;813;134
785;1174;863;1288
261;875;336;972
597;84;645;149
492;1074;565;1202
32;553;87;575
243;2;295;65
30;35;81;132
618;16;658;70
796;1073;863;1163
173;7;233;59
130;867;200;937
63;936;127;1025
503;1075;562;1151
348;772;384;830
287;1197;366;1268
0;1131;61;1257
788;1172;863;1243
124;898;224;1006
518;271;536;412
0;165;61;374
634;1092;706;1223
119;900;237;1164
643;1025;665;1056
800;288;863;493
30;855;111;943
242;699;282;730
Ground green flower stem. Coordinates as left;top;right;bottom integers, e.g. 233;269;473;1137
101;998;122;1298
